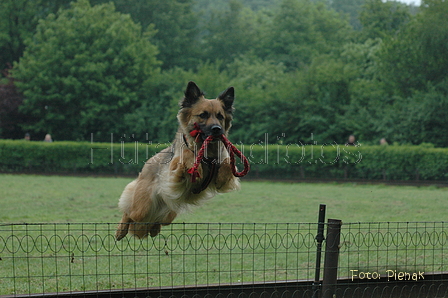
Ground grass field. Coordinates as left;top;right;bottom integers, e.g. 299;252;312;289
1;174;447;295
1;174;448;223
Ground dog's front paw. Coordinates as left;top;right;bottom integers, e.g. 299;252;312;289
182;149;197;170
188;163;203;181
216;158;236;191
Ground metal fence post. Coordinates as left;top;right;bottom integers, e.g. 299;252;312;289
312;204;326;298
322;219;342;298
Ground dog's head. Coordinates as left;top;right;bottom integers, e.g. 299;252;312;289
178;81;234;143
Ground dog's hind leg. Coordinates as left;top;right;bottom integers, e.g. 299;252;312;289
116;213;132;241
164;210;178;224
149;211;178;237
128;179;154;222
149;224;161;237
116;179;138;241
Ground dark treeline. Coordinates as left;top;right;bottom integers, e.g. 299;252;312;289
0;0;447;146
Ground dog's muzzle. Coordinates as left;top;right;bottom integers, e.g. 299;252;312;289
210;125;223;137
190;123;224;142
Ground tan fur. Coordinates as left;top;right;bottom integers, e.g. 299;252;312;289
115;82;240;240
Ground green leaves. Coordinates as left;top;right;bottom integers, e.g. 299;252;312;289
14;0;160;141
3;0;447;148
381;82;448;147
377;0;448;95
359;0;411;40
257;0;352;69
2;139;447;180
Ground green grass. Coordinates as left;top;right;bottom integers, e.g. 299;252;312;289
1;174;447;223
0;174;447;295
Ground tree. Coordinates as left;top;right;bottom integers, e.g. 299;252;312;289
381;81;448;146
13;0;161;141
338;39;391;143
330;0;365;30
224;57;303;143
260;0;353;70
0;0;72;73
359;0;411;41
378;0;448;96
0;67;26;139
95;0;200;70
0;0;45;73
203;0;266;65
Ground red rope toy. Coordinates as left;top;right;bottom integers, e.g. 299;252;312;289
187;123;250;183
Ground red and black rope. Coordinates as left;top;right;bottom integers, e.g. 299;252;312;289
187;123;250;183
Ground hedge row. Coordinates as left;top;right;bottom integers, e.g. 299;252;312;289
0;140;447;181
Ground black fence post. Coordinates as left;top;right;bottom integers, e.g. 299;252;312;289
312;204;326;298
322;218;342;298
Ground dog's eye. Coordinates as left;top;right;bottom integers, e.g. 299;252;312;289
199;112;209;119
217;113;224;120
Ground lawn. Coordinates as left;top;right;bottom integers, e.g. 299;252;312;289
1;174;447;223
0;174;447;295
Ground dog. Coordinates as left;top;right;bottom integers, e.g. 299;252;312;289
115;81;241;240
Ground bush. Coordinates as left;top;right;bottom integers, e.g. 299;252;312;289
0;140;143;175
1;140;447;181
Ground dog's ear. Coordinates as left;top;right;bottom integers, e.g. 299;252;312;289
181;81;204;108
218;87;235;114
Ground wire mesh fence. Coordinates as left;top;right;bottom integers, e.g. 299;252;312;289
0;221;447;297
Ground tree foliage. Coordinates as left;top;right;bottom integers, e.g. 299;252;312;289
379;0;448;95
204;0;265;65
0;68;25;139
0;0;72;72
258;0;352;69
2;0;447;147
13;0;160;140
98;0;200;70
359;0;411;40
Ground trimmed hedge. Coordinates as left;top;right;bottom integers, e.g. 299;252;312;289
1;140;447;181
